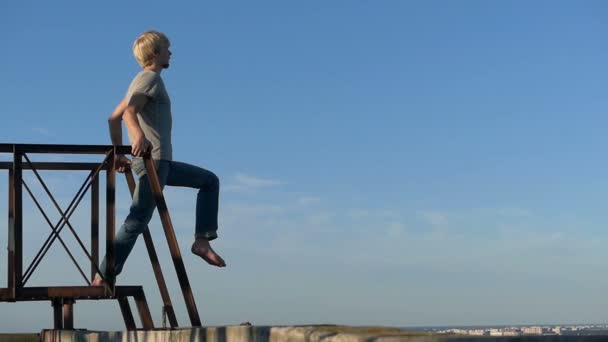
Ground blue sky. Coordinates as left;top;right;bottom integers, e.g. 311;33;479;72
1;0;608;332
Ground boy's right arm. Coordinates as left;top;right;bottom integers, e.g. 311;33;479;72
108;98;128;146
107;95;151;173
108;94;151;157
107;98;131;172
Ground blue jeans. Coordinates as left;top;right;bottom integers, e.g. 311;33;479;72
99;158;219;280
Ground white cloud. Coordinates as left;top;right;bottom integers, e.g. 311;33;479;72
347;209;370;219
222;202;285;217
306;212;333;226
469;206;532;218
387;222;406;239
297;196;321;206
550;231;564;240
32;127;51;136
422;211;448;226
224;173;286;193
494;207;531;217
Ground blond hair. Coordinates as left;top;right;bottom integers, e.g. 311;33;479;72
132;30;170;67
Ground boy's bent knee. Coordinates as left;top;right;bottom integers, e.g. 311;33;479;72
200;172;219;192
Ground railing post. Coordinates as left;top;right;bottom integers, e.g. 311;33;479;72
106;148;116;290
52;299;63;329
125;170;179;327
117;297;137;330
7;167;14;299
91;173;99;282
63;298;74;329
12;146;23;296
143;155;202;326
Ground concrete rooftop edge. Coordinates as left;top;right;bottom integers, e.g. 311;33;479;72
35;325;608;342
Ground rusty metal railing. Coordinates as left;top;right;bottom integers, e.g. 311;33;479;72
0;143;201;330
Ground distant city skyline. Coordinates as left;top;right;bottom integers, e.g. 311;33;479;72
415;323;608;337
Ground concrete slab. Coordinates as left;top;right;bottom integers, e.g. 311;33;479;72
36;326;608;342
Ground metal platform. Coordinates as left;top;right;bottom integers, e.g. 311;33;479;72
0;143;202;330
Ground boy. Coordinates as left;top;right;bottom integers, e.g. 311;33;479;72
93;31;225;286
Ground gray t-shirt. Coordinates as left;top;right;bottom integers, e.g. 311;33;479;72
125;70;172;160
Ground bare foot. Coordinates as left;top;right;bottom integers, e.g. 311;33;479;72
91;276;106;287
191;239;226;267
